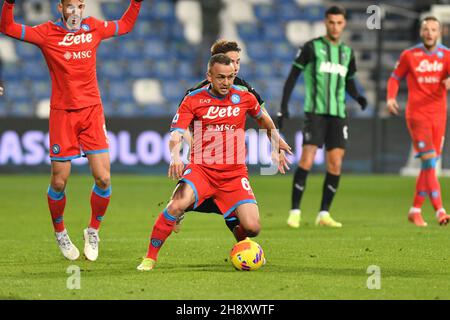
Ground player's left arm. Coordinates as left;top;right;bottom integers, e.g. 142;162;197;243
345;50;367;110
97;0;142;40
250;99;292;174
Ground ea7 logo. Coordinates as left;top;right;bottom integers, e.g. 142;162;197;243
58;33;93;47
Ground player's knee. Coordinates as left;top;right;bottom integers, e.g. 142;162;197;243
51;178;67;193
244;222;261;237
166;201;186;217
94;174;111;189
327;160;342;175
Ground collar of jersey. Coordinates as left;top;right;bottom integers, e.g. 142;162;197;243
207;85;227;100
417;43;445;56
321;36;341;46
54;17;89;33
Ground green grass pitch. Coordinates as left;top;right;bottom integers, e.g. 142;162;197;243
0;174;449;300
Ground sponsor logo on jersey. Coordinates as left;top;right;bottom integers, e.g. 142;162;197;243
231;94;241;104
415;60;443;73
319;61;348;77
200;99;212;104
203;106;241;120
417;76;440;84
63;50;93;60
206;124;237;131
58;33;93;47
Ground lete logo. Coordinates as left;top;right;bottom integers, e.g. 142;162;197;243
415;60;443;73
58;33;93;47
203;106;241;119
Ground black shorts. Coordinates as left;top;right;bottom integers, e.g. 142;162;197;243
302;113;348;150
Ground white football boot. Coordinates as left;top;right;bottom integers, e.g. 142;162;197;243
55;230;80;261
83;227;100;261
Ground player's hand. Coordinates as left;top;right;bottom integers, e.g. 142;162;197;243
357;96;368;111
168;159;185;180
272;149;291;174
386;98;400;115
276;110;289;129
443;78;450;90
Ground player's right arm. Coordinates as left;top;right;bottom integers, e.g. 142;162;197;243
278;41;313;128
168;97;195;180
1;0;48;46
386;50;409;115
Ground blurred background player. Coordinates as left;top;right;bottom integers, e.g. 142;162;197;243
174;39;267;241
387;16;450;227
0;0;142;261
137;54;291;271
278;6;367;229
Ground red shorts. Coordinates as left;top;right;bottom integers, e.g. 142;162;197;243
49;104;109;161
406;112;446;157
180;164;257;218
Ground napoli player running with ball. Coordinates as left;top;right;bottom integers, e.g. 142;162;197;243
137;54;292;271
0;0;142;261
387;16;450;226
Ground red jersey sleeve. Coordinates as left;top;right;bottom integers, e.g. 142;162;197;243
1;1;48;46
387;50;409;100
95;0;141;40
246;93;263;119
170;97;194;133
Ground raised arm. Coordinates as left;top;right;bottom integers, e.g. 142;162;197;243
1;0;48;45
98;0;142;40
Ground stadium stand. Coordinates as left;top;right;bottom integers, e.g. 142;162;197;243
0;0;371;118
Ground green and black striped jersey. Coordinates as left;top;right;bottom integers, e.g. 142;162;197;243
294;37;356;118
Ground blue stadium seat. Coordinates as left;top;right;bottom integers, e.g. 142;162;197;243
162;80;185;103
128;60;154;79
263;23;286;41
97;41;119;60
253;5;277;22
119;40;143;60
2;62;22;81
8;97;35;117
142;39;168;59
108;81;134;101
154;60;175;80
22;61;49;81
246;42;272;61
303;5;326;22
30;80;51;100
101;2;128;20
272;41;297;61
5;80;31;100
15;42;41;60
237;23;262;41
277;3;302;21
98;60;125;81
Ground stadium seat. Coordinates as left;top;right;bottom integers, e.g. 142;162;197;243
30;80;51;100
286;21;312;46
35;98;50;119
175;0;201;45
133;79;165;105
237;23;262;41
0;38;18;63
223;0;257;23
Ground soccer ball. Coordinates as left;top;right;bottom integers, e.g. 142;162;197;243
230;239;265;271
